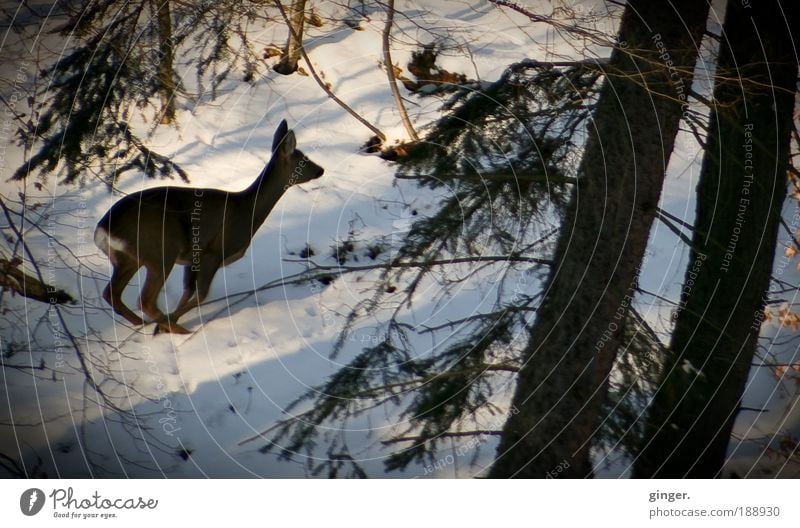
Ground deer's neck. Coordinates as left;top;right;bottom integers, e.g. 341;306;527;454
237;160;288;233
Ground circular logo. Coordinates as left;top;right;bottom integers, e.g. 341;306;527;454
20;488;45;516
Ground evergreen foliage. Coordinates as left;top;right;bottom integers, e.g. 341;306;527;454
13;0;273;184
261;60;612;474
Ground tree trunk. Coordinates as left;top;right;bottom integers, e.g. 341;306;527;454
488;0;710;478
155;0;176;124
382;0;418;141
273;0;306;75
635;0;799;478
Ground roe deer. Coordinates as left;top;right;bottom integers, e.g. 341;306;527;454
94;120;324;334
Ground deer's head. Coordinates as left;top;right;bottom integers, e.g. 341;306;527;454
272;120;324;189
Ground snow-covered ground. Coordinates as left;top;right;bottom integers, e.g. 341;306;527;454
1;0;798;478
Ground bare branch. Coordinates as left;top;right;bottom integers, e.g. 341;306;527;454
272;0;386;141
381;430;502;444
382;0;419;141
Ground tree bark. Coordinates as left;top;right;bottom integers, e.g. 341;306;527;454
489;0;710;478
635;0;799;478
155;0;176;124
273;0;306;75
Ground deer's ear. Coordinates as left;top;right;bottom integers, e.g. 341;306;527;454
280;130;297;156
272;120;289;152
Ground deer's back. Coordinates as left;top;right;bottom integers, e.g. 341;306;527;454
95;186;235;265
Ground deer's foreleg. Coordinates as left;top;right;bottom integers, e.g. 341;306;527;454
103;252;145;327
157;256;222;334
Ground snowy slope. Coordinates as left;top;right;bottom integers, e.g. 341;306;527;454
2;0;573;478
2;0;797;478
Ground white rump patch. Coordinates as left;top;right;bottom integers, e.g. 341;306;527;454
94;226;128;260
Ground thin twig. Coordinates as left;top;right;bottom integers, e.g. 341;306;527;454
655;207;695;248
285;254;553;270
273;0;386;141
381;430;502;444
0;196;125;418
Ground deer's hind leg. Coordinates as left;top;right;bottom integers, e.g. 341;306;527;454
172;265;199;317
151;263;197;335
159;265;198;328
139;258;191;335
159;254;223;333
